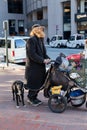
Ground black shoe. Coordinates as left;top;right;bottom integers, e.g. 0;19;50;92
35;98;42;105
27;98;42;106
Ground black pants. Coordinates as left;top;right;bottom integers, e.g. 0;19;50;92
27;89;39;100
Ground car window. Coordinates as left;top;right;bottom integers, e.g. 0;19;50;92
58;36;63;40
69;36;75;41
84;34;87;39
76;36;82;40
15;39;26;48
0;40;5;47
51;36;56;41
23;38;29;42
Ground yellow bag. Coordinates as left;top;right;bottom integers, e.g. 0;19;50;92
51;85;62;95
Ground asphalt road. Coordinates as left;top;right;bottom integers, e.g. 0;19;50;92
46;46;83;60
0;67;87;130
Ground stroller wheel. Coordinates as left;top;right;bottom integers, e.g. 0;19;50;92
48;94;67;113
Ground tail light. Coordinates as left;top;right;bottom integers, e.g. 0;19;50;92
12;51;15;57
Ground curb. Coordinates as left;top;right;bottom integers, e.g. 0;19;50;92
0;62;25;70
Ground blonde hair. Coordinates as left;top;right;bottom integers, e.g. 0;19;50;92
30;26;45;38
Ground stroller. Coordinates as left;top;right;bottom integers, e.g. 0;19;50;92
43;53;87;113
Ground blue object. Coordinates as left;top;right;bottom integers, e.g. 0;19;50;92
70;89;84;97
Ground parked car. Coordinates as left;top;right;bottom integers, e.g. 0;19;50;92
0;36;29;63
0;52;4;62
66;34;85;49
49;35;67;48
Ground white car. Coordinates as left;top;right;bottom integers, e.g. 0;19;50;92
0;52;4;62
0;36;29;63
66;34;85;49
49;35;67;48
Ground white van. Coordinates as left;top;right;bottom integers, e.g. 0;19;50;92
0;36;29;63
49;35;67;48
66;34;85;48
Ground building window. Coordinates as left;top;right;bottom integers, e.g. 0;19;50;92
63;2;71;23
9;20;16;36
77;0;80;13
8;0;23;14
77;22;87;34
37;10;43;20
85;0;87;12
18;20;24;35
63;2;71;39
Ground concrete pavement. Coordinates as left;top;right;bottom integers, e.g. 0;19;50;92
0;63;87;130
0;62;25;70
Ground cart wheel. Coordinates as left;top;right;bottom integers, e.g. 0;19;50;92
48;94;67;113
71;94;86;107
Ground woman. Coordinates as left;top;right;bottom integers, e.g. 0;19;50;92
25;24;51;106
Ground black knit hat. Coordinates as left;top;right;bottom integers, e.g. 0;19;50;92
32;24;40;29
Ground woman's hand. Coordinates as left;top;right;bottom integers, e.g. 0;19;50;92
43;59;51;64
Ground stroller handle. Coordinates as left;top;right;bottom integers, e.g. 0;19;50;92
46;60;56;65
50;59;62;65
50;60;56;63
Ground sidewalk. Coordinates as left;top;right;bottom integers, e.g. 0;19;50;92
0;62;87;130
0;62;50;72
0;62;25;70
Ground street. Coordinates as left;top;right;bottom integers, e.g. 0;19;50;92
46;46;84;60
0;67;87;130
18;47;84;66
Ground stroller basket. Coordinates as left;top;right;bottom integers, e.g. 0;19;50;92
69;89;86;106
69;59;86;89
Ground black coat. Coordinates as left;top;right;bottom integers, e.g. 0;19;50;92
25;36;50;90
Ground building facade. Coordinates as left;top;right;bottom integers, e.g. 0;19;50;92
26;0;48;42
26;0;87;40
0;0;87;40
0;0;27;37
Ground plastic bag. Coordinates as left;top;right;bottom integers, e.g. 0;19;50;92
59;57;69;71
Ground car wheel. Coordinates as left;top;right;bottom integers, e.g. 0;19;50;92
57;44;60;48
4;56;6;62
76;44;80;49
